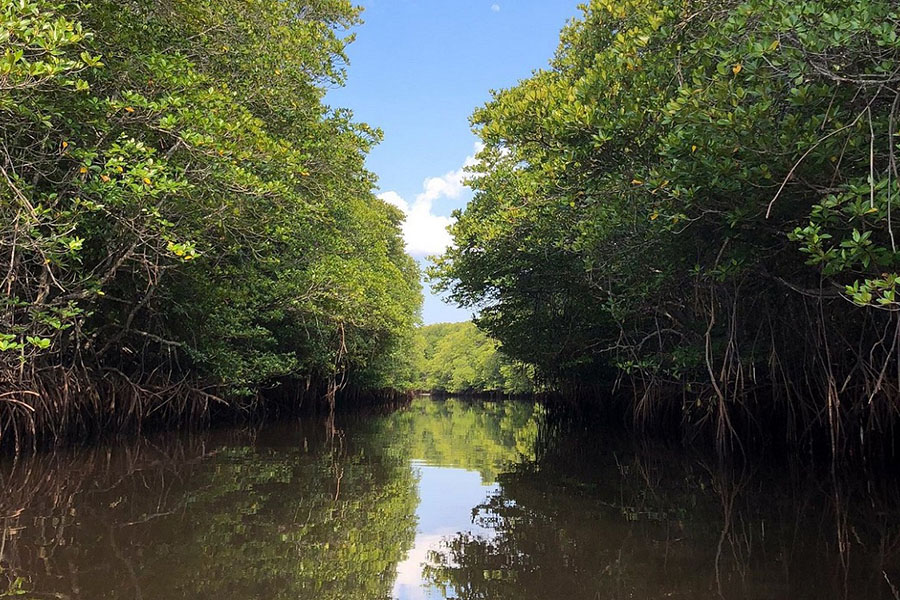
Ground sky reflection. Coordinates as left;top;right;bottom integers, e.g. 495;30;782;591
392;462;498;600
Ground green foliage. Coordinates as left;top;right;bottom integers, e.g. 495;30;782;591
432;0;900;433
0;567;34;599
414;322;534;395
1;0;422;421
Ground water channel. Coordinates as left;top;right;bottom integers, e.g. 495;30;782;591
1;397;899;599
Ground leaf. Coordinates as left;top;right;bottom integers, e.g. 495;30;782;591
26;336;51;349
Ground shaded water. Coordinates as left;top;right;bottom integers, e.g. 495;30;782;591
1;398;899;599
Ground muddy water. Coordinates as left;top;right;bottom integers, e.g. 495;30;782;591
1;398;898;599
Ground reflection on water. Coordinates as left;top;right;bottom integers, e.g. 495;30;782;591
0;420;419;600
1;398;900;599
389;398;541;599
393;464;498;600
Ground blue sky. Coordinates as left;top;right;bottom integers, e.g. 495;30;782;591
327;1;581;324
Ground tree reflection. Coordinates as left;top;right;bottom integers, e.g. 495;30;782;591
385;398;542;481
423;419;900;600
5;400;900;600
0;420;418;600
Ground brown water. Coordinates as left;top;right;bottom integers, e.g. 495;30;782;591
1;398;899;599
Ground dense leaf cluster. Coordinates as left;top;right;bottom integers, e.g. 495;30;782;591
433;0;900;448
414;322;533;395
0;0;421;439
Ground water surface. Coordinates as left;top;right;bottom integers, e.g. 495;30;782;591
1;398;899;599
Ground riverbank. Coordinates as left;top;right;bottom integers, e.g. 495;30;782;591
0;372;412;452
8;378;900;471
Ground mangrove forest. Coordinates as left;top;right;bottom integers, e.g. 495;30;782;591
432;0;900;457
4;0;900;598
1;0;900;458
1;0;420;447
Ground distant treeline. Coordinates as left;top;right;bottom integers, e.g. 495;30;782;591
414;323;533;396
0;0;420;446
432;0;900;456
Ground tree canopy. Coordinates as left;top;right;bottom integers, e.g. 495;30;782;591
432;0;900;450
414;322;533;395
1;0;421;442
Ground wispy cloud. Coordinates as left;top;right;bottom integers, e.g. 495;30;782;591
380;143;483;257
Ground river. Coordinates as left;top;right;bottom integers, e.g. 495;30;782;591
1;397;898;599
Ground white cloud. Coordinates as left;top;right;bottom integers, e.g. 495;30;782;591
379;143;483;257
491;3;501;12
